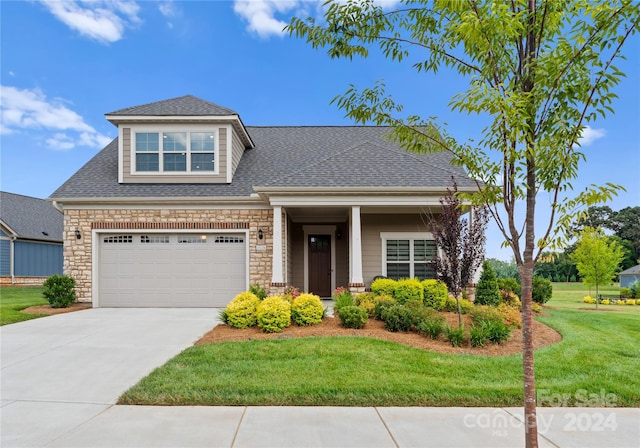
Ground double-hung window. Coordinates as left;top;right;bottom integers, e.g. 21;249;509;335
134;130;216;173
381;233;437;280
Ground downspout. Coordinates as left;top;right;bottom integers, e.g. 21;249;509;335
52;201;63;213
10;236;16;284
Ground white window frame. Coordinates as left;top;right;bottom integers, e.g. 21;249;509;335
380;232;437;279
131;124;219;175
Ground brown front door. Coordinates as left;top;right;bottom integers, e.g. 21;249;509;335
309;235;331;297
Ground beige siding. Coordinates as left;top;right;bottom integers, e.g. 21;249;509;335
361;214;433;286
122;127;228;184
231;129;245;178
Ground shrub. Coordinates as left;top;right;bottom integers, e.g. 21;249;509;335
218;309;229;324
497;278;521;296
417;316;445;340
459;299;473;314
338;305;368;329
394;278;423;304
582;296;597;304
629;280;640;298
249;283;267;300
616;300;626;306
483;320;512;344
443;297;472;314
500;290;522;309
626;299;636;306
256;296;291;333
531;303;542;313
371;278;397;297
291;293;324;326
380;305;414;332
470;305;504;326
636;299;640;305
422;279;448;310
445;324;465;347
475;261;502;306
497;303;522;328
601;299;611;305
333;287;354;314
42;274;77;308
373;294;397;320
470;325;489;347
355;293;376;317
225;292;261;328
620;287;633;298
532;277;553;304
283;286;301;302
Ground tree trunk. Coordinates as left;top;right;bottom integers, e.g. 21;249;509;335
520;262;538;448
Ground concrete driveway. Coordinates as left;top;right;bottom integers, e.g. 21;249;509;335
1;308;221;447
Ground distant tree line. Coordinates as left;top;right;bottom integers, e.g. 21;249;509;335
487;206;639;282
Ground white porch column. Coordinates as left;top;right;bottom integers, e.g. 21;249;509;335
350;206;364;287
271;205;284;285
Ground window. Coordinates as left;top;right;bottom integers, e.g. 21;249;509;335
214;235;244;244
140;235;170;244
381;233;437;280
103;235;133;244
178;235;208;244
134;131;216;173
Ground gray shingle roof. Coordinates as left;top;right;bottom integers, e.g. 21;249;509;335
50;126;477;199
619;265;640;276
0;192;63;242
106;95;238;116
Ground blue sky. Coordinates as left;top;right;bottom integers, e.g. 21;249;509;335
1;0;639;260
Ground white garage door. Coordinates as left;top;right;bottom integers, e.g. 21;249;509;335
99;233;246;307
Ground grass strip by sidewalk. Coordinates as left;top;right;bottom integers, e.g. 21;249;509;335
0;286;47;325
119;303;640;407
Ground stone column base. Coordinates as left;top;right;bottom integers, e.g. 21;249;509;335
270;282;287;296
348;283;366;295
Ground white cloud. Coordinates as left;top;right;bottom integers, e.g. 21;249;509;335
233;0;401;38
158;0;180;29
578;126;606;147
0;85;112;151
39;0;141;43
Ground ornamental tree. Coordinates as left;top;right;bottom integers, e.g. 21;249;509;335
571;227;625;308
287;2;639;446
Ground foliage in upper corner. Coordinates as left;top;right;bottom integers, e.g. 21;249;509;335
42;274;77;308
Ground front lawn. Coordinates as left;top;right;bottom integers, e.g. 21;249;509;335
120;285;640;407
0;286;47;325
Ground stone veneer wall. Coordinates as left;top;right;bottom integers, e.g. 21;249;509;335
64;208;273;303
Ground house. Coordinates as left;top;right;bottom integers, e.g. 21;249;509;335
619;264;640;288
0;192;64;284
49;95;479;307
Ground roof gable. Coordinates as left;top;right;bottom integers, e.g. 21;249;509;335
0;192;63;242
619;264;640;276
106;95;238;116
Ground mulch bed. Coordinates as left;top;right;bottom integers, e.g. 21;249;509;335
22;303;92;315
195;311;562;357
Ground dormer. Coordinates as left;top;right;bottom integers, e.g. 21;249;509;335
105;95;254;184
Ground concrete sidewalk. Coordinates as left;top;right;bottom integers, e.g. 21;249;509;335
21;405;640;448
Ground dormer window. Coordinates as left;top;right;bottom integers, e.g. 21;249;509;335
134;130;216;173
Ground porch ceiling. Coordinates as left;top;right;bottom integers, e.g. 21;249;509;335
285;205;441;223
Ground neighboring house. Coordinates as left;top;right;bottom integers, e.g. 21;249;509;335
50;95;479;307
619;264;640;288
0;192;64;284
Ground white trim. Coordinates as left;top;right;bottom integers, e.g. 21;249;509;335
226;124;233;183
92;228;249;308
350;206;363;284
272;206;284;284
379;232;435;278
118;126;124;183
106;114;241;122
56;197;266;207
302;225;336;294
266;195;447;207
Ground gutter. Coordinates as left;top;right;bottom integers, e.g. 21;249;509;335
52;200;64;213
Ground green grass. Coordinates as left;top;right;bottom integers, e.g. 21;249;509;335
548;282;639;313
0;286;47;325
120;282;640;407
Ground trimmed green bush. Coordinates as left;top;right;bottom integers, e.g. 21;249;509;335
291;293;324;326
394;278;423;304
532;277;553;304
497;278;521;296
256;296;291;333
373;294;397;320
371;278;397;297
42;274;77;308
422;279;448;310
380;305;414;332
338;305;368;329
225;292;261;328
475;261;502;306
445;325;465;347
333;287;354;315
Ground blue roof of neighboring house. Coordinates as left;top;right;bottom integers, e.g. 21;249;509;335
0;192;63;242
